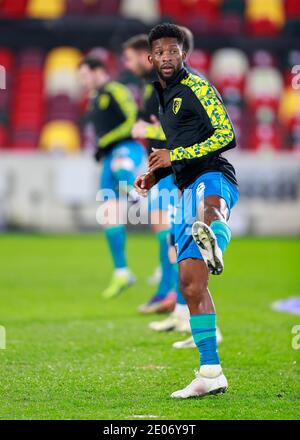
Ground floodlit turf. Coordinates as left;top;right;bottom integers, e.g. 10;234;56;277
0;234;299;420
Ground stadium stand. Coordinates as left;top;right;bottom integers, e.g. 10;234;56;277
39;120;81;153
26;0;66;19
0;0;299;152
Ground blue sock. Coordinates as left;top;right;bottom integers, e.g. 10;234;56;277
172;263;186;305
210;220;231;254
190;313;220;365
104;225;127;269
155;230;173;298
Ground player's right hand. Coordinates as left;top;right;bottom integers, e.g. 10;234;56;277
134;172;156;197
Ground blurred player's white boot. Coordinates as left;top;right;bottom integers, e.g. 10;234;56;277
171;365;228;399
149;304;190;332
192;221;224;275
147;266;162;286
172;327;223;349
138;290;176;314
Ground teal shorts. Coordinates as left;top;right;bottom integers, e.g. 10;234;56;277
173;171;239;262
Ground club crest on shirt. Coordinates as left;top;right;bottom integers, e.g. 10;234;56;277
173;97;182;115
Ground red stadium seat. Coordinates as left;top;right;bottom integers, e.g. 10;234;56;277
65;0;86;14
0;0;28;18
11;128;38;149
0;89;9;111
218;14;244;36
250;50;278;68
189;49;211;76
18;48;45;68
66;0;120;15
248;96;280;119
10;55;45;142
160;0;219;26
247;19;279;36
98;0;121;15
47;94;78;121
285;0;300;18
0;124;9;148
248;122;283;151
0;48;15;73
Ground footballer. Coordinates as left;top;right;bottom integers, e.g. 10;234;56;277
135;23;239;398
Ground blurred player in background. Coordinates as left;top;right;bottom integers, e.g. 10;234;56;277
78;56;146;299
135;24;239;398
123;35;176;314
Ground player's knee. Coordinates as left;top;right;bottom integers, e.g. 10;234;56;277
180;272;207;301
204;205;223;225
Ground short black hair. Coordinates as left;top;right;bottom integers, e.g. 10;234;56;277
122;34;149;52
79;56;105;70
148;23;184;49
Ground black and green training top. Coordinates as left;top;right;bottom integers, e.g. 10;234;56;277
152;67;238;190
89;80;137;155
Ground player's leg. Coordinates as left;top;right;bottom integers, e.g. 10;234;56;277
100;187;135;299
171;254;222;347
170;174;233;398
149;236;190;332
171;258;227;398
101;140;146;298
172;327;223;349
139;175;176;314
192;172;239;275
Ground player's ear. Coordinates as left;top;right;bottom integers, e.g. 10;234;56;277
148;54;153;66
182;51;187;62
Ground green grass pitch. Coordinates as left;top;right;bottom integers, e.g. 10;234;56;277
0;234;299;420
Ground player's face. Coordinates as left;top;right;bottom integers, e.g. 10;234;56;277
123;48;149;77
149;37;186;81
78;65;96;92
78;65;107;91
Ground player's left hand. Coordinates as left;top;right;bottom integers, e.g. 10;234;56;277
131;119;150;139
149;148;171;171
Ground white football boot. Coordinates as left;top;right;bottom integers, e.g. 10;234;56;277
192;221;224;275
172;327;223;349
149;304;190;333
172;336;196;349
171;365;228;399
147;266;162;286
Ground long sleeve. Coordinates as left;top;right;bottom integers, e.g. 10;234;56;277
170;79;236;163
97;82;137;149
145;123;166;141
